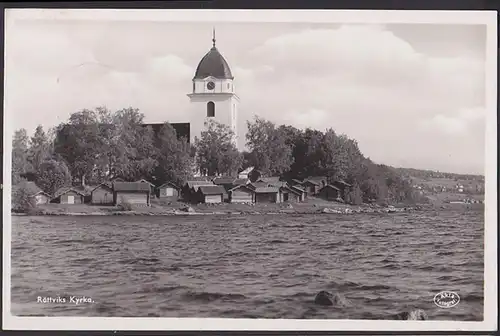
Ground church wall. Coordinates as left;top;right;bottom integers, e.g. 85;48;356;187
188;94;239;147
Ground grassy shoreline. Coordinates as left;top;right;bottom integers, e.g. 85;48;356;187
12;197;483;217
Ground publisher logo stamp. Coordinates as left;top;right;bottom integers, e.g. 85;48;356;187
434;291;460;308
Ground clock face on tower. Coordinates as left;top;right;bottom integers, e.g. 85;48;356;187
207;81;215;90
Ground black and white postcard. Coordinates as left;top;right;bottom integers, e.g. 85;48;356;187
2;8;497;332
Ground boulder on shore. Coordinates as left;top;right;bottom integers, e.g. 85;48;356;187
180;206;195;213
393;309;428;320
320;208;342;214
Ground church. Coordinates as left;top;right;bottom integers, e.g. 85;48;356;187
144;30;239;147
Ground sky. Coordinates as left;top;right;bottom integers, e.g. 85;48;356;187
4;11;491;174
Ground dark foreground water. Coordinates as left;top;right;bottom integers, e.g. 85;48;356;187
11;210;484;320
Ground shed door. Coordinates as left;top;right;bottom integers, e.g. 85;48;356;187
124;193;147;204
205;194;221;203
166;188;174;196
67;195;75;204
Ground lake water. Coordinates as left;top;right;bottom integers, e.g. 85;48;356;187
10;210;484;320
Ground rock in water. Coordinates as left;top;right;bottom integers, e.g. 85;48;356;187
314;291;334;306
407;309;428;320
394;309;428;320
314;291;351;307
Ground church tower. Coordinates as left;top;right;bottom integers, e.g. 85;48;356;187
187;29;239;147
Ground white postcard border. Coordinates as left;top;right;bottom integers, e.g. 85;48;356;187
2;8;497;332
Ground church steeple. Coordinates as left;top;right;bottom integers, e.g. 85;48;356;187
212;27;216;48
192;29;233;80
188;29;240;149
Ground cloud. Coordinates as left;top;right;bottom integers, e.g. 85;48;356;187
147;55;192;79
5;22;96;76
246;25;483;102
250;25;424;81
420;107;486;135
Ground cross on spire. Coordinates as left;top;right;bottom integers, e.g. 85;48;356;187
212;27;216;47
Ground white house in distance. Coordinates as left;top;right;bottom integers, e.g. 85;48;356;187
238;167;254;179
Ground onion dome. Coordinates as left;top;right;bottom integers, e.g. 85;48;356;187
193;29;234;80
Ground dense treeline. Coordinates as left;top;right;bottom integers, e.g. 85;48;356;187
12;107;427;207
244;117;420;205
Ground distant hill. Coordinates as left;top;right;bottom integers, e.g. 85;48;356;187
393;167;484;182
392;167;485;203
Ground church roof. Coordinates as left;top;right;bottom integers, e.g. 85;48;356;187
193;31;233;80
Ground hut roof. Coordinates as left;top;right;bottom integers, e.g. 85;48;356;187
136;178;156;187
91;183;113;193
187;176;212;182
291;185;305;192
53;187;86;198
332;180;352;187
113;182;151;192
267;181;288;188
229;184;254;192
238;166;254;174
281;185;303;196
254;186;279;193
256;177;281;183
319;184;341;192
307;176;328;182
302;179;320;186
186;181;214;189
248;181;268;189
233;178;248;186
213;177;237;185
197;185;226;195
158;181;180;189
73;185;99;196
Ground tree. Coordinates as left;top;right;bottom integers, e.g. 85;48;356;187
246;116;294;176
36;159;72;195
28;125;53;173
345;182;363;205
92;107;117;182
195;120;242;176
11;182;37;213
296;128;325;178
154;123;192;186
319;130;355;182
12;129;32;185
241;151;255;170
53;109;102;184
53;107;158;184
277;124;302;148
110;108;157;181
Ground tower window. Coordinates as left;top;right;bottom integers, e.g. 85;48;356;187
207;101;215;117
193;82;195;92
227;83;230;89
